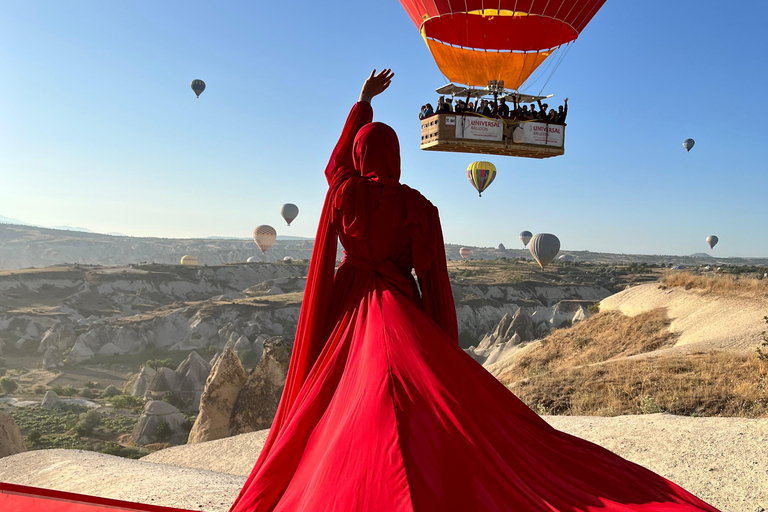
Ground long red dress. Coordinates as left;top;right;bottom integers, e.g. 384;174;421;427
228;102;720;512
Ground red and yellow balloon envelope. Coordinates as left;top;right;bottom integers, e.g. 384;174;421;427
467;161;497;197
397;1;606;88
459;247;471;259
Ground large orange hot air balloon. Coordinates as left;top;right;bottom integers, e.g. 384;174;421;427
398;1;606;89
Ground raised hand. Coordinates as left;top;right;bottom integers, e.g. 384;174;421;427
359;68;395;103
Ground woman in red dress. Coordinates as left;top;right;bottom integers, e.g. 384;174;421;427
229;70;720;512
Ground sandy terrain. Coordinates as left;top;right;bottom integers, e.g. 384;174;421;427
1;414;765;512
601;283;767;353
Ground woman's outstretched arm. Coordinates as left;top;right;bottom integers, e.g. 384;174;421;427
324;69;395;185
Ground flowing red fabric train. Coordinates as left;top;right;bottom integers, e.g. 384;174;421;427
229;102;721;512
0;482;194;512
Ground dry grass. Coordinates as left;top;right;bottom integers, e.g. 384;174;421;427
661;271;768;299
498;309;768;417
499;309;678;384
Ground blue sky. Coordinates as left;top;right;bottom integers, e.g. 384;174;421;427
1;1;766;257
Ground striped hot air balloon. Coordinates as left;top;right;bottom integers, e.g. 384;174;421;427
467;161;497;197
459;247;471;259
519;231;533;247
529;233;560;269
253;225;277;254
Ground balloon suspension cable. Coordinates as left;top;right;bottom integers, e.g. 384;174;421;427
537;43;573;97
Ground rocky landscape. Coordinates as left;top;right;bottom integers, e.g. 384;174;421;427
5;223;768;270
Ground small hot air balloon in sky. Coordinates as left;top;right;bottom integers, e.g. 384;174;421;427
180;255;198;266
459;247;471;260
529;233;561;269
519;231;533;248
191;79;206;98
706;235;718;249
281;203;299;226
467;161;496;197
683;138;695;152
253;225;277;254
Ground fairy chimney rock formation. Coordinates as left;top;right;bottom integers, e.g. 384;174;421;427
0;412;27;458
229;336;293;435
187;347;248;444
131;400;188;446
131;366;157;396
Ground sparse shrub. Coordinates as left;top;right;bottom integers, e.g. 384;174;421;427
161;391;184;409
33;385;46;395
74;410;102;436
84;382;97;389
80;388;95;399
60;385;77;397
103;385;121;397
145;358;173;371
641;396;662;414
0;377;18;394
27;429;42;444
757;316;768;361
110;394;144;409
587;302;600;315
0;368;6;378
155;421;171;442
98;442;146;459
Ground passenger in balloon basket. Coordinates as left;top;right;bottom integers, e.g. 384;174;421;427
226;67;722;512
436;96;450;113
556;97;569;123
498;97;510;117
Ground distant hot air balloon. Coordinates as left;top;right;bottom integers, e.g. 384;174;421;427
283;256;293;262
683;138;695;152
467;161;497;197
180;255;198;266
519;231;533;248
253;225;277;253
459;247;471;260
246;256;258;263
398;1;606;89
706;235;718;249
191;79;206;98
529;233;560;269
281;204;299;226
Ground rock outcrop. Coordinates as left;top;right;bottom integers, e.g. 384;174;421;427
38;323;77;353
187;348;248;444
0;412;26;458
131;400;188;446
66;338;94;364
130;366;157;396
41;390;62;410
42;346;63;369
229;337;292;434
140;352;212;411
